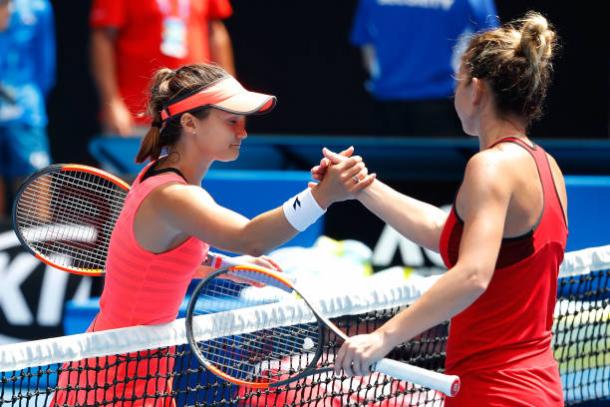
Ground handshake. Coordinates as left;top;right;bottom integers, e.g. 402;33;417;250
307;146;376;209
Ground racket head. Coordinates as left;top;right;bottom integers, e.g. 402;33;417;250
12;164;130;276
185;264;325;388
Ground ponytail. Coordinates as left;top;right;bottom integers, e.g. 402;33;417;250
136;124;163;163
136;68;174;164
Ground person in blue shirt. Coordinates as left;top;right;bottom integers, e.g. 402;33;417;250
0;0;55;219
351;0;498;137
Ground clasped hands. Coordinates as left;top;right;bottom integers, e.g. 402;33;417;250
308;146;376;204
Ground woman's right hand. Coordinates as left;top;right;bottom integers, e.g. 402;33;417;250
310;147;375;208
334;331;393;377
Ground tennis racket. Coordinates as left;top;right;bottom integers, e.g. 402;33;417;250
185;263;461;397
12;163;237;275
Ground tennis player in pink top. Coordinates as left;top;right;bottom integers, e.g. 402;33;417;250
51;63;375;406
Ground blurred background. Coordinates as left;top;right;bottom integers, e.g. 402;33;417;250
49;0;608;166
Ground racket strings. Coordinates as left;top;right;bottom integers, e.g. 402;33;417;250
15;171;127;270
20;172;126;216
17;194;120;260
19;188;119;239
191;273;323;384
201;324;321;380
204;324;318;355
33;183;122;220
20;172;126;210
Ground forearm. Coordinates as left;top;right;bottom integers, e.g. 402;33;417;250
209;21;235;76
378;263;486;349
162;185;324;256
236;207;299;256
357;180;448;251
91;29;121;103
234;187;330;255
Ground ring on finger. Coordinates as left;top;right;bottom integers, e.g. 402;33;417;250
352;175;360;184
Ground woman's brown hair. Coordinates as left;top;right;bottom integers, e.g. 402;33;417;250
136;64;229;163
461;11;559;124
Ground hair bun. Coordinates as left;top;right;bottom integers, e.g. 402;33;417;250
518;11;556;64
522;11;548;36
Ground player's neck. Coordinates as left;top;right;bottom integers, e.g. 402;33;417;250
157;150;211;186
478;116;527;150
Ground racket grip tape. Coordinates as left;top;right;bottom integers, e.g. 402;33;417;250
203;252;242;268
203;252;294;292
372;358;460;397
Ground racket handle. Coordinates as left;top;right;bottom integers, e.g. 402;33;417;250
203;252;242;269
372;358;460;397
202;252;294;292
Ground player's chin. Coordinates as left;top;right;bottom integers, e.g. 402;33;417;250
218;148;240;162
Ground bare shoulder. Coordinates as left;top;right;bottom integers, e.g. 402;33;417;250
545;153;565;178
545;152;568;209
459;150;513;205
463;149;512;186
148;182;216;210
464;142;535;185
453;150;514;224
545;153;566;186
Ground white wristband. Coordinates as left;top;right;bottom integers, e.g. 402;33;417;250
282;188;326;232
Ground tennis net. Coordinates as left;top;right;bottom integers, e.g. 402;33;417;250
0;245;608;406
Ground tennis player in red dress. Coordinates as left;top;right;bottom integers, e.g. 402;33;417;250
313;11;566;406
50;64;374;406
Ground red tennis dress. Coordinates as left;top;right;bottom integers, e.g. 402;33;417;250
439;137;567;406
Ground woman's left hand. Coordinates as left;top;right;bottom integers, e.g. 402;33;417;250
334;331;392;377
221;255;283;286
194;255;282;282
310;146;354;183
236;255;282;272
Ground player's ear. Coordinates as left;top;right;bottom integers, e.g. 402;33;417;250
471;77;483;106
180;113;198;135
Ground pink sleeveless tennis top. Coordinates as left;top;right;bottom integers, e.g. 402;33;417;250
95;162;209;331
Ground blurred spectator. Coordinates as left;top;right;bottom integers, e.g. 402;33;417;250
351;0;498;137
90;0;235;137
0;0;55;220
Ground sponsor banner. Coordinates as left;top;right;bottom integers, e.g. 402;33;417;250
0;220;104;343
325;179;457;270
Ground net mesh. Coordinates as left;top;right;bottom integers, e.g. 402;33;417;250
0;246;609;406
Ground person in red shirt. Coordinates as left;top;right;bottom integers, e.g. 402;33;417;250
90;0;235;136
312;11;566;406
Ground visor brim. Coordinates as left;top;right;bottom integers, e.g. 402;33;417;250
212;92;277;116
